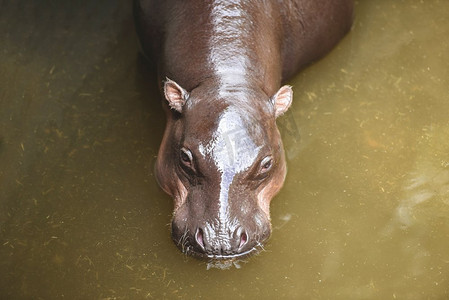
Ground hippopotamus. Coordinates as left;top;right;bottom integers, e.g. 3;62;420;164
134;0;353;260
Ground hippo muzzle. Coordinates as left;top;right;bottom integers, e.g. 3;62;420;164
171;193;272;259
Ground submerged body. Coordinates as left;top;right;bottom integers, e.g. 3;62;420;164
134;0;353;260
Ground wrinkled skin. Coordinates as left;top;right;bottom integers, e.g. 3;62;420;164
134;0;353;260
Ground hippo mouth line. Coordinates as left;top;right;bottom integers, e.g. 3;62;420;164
188;245;262;261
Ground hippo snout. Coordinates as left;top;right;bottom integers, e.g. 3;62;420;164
171;212;271;259
194;227;248;257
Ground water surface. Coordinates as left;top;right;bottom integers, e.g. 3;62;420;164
1;0;448;298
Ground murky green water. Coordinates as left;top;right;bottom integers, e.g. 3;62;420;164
1;0;448;298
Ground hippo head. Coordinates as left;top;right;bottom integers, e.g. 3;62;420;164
155;78;292;260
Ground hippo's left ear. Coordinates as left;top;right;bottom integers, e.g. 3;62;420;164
271;85;293;118
164;78;189;113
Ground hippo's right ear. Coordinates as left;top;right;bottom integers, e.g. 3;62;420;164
271;85;293;118
164;78;189;113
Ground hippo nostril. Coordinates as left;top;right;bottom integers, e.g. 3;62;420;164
195;228;205;250
238;230;248;251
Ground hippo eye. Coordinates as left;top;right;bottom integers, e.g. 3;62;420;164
180;147;193;168
260;156;273;173
179;148;195;174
